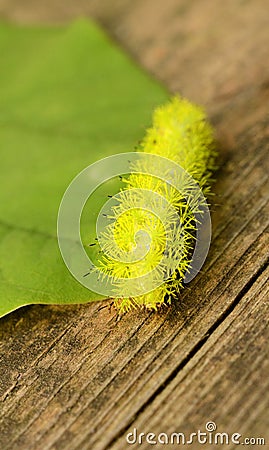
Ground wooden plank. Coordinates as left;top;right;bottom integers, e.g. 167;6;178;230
0;1;268;449
110;265;269;449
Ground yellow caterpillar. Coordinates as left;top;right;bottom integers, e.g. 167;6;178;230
97;96;217;314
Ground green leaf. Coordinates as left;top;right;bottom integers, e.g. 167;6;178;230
0;19;167;317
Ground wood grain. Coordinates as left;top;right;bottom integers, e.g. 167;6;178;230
0;1;268;449
110;265;269;450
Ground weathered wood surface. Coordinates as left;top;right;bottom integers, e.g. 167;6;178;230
0;1;268;449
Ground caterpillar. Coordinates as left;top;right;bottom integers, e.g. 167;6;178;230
96;96;217;314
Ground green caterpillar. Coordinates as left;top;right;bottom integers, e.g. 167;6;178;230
97;96;217;314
